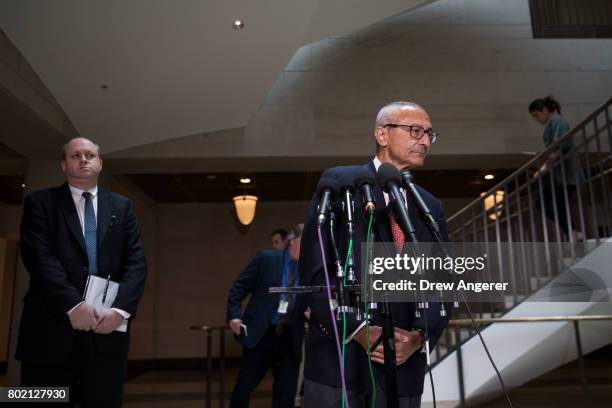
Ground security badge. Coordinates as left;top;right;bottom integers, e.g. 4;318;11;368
277;299;289;314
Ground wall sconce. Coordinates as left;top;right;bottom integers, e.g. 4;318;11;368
233;195;258;225
481;190;505;220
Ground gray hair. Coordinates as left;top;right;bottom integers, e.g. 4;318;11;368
61;138;101;160
286;223;304;241
375;101;424;128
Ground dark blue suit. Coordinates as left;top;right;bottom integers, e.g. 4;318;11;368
17;183;147;407
227;249;300;407
299;161;449;401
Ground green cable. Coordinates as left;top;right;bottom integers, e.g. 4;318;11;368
364;213;376;407
341;239;353;408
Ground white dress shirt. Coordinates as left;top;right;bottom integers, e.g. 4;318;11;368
66;184;130;320
372;156;408;205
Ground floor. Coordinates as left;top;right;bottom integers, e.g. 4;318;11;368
1;352;609;407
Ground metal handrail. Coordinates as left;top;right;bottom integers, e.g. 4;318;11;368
448;96;612;223
449;314;612;326
448;314;609;403
189;325;231;408
435;98;612;405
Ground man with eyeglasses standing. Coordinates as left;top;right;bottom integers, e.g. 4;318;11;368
299;101;449;407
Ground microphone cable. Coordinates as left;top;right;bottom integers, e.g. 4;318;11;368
316;224;350;408
460;294;513;408
421;304;437;408
363;212;377;408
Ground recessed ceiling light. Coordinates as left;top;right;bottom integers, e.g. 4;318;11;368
232;20;244;31
484;174;495;180
240;177;251;184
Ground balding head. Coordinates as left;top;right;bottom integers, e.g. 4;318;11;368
60;137;103;190
375;101;426;129
374;101;433;170
62;138;101;160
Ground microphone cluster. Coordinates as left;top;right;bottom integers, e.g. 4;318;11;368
314;164;452;318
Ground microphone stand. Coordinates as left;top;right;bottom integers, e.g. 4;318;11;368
329;212;348;318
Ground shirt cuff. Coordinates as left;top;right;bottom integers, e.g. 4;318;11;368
343;320;368;345
66;301;84;316
111;308;131;319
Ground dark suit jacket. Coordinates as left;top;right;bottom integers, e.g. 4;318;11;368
299;161;449;396
16;183;147;365
227;249;298;350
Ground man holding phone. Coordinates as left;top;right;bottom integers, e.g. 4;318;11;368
226;224;303;408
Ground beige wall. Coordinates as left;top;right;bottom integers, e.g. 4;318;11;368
152;201;308;359
0;204;21;365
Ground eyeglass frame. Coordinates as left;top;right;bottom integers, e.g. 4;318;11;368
382;123;438;143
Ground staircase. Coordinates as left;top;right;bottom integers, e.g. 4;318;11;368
423;98;612;406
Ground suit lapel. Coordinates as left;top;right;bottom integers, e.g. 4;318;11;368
365;161;394;244
57;183;86;253
96;187;112;248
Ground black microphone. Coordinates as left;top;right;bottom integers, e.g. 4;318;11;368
376;163;417;243
355;168;376;214
338;174;355;233
400;170;441;237
316;177;340;226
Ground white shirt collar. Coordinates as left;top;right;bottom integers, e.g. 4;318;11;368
373;156;382;171
68;184;98;200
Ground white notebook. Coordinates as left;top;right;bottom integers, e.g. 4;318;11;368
84;275;128;332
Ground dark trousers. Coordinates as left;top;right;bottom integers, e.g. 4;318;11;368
20;332;128;408
374;384;421;408
303;377;366;408
541;179;576;235
303;377;421;408
230;325;299;408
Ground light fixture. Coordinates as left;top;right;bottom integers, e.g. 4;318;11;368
233;195;258;225
232;20;244;30
484;174;495;180
21;183;26;188
240;177;251;184
481;191;505;220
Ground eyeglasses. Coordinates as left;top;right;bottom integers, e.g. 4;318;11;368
383;124;438;144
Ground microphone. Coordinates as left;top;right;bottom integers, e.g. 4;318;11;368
355;168;376;214
338;174;357;284
401;170;456;312
316;177;340;226
376;163;417;243
338;174;355;233
400;170;440;236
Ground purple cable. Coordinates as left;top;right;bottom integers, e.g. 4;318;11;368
317;225;350;408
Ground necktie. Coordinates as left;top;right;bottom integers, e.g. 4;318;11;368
390;215;405;254
82;192;97;274
275;261;297;336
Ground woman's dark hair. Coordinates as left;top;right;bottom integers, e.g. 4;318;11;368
528;96;562;114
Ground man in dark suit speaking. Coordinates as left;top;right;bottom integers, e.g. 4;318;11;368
227;224;303;408
299;101;449;407
17;137;147;407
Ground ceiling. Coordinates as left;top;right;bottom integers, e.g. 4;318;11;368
0;0;432;153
